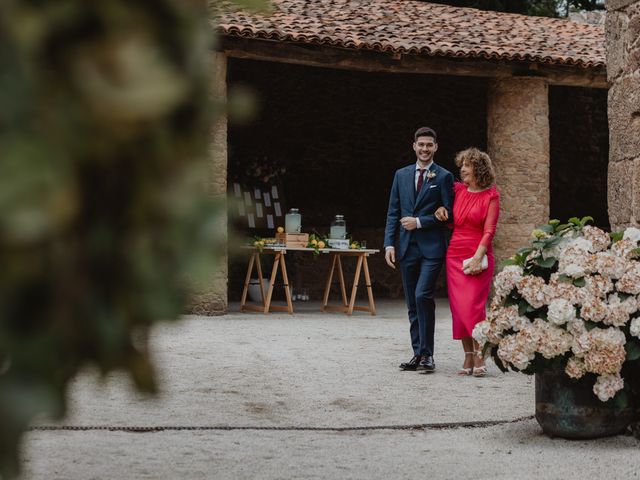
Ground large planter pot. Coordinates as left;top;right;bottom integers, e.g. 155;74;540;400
535;369;636;439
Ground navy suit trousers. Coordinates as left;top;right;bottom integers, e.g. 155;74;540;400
399;241;442;357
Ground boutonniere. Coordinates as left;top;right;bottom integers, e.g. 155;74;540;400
426;171;436;180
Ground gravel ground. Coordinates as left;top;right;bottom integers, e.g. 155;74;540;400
20;299;640;479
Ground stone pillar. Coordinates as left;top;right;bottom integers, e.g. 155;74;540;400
606;0;640;230
487;77;550;263
189;52;228;315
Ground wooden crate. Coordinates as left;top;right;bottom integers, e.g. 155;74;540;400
276;232;309;247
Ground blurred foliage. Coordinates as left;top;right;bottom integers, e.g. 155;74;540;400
424;0;604;17
0;0;266;476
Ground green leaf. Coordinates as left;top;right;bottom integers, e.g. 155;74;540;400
534;256;557;268
614;389;629;409
583;320;599;331
548;219;560;226
544;236;564;248
625;340;640;361
580;216;594;226
610;231;624;242
518;301;530;316
568;217;581;226
573;277;586;287
516;246;534;255
538;224;555;234
556;274;572;283
504;294;518;307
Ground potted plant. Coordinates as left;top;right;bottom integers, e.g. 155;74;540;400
474;217;640;439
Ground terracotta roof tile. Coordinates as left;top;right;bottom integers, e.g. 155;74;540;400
216;0;605;68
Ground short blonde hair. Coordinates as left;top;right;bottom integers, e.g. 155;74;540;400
454;148;495;189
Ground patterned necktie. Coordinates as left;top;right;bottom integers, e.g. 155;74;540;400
416;169;426;194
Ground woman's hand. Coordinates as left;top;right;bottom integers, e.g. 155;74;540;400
435;207;448;222
463;257;483;275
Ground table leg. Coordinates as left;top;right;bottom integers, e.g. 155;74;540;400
264;252;281;314
279;252;293;314
347;255;364;316
255;253;266;304
362;255;376;315
322;254;337;312
240;253;256;311
336;255;348;307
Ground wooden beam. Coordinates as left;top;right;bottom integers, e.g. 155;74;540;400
220;36;608;89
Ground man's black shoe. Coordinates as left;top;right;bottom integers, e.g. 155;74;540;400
417;355;435;373
399;355;422;371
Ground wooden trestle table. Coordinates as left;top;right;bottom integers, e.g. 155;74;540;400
240;246;379;315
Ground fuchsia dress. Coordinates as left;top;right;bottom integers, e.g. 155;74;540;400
446;182;500;339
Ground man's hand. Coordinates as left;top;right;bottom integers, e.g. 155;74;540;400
385;248;396;269
435;207;448;222
400;217;418;231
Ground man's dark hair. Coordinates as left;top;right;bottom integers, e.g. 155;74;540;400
414;127;437;142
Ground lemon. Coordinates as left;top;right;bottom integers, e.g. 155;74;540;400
311;239;318;246
317;241;325;249
253;240;259;247
350;243;357;249
277;226;284;233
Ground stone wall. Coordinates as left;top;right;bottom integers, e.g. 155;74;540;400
488;77;550;260
606;0;640;230
187;52;228;315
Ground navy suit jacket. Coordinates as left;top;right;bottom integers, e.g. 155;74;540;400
383;163;454;261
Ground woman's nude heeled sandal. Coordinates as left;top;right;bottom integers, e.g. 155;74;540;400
457;352;475;376
472;351;487;377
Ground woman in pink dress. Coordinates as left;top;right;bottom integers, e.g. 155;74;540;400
436;148;499;377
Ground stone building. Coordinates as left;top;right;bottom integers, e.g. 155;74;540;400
606;0;640;229
205;0;609;314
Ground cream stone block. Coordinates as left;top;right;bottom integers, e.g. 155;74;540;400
189;52;228;315
606;0;638;12
608;76;640;163
488;77;549;266
606;10;629;82
608;158;635;229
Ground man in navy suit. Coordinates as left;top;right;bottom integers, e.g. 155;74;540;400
384;127;454;373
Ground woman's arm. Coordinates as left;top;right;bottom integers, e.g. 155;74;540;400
464;196;499;275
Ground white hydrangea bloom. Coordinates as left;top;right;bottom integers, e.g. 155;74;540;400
583;226;611;252
585;275;613;298
565;356;586;379
592;252;629;279
630;318;640;339
611;238;636;259
562;263;586;278
603;293;638;327
565;237;593;252
623;227;640;244
516;276;549;309
593;373;624;402
567;318;587;337
532;319;573;359
493;265;523;299
472;320;491;346
547;298;576;326
617;263;640;295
